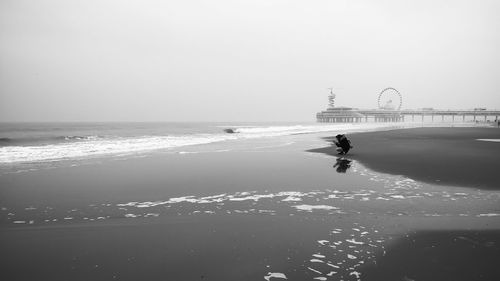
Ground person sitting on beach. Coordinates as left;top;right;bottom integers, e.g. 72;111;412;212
333;134;353;155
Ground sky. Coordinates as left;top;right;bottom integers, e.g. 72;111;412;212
1;0;499;122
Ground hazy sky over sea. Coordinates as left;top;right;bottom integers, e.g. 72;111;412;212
1;0;499;122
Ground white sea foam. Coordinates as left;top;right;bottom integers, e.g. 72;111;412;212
293;205;338;211
327;263;339;268
281;196;302;202
346;239;364;245
233;124;348;135
0;134;237;163
116;191;322;209
264;272;287;281
307;267;322;274
477;213;500;217
477;139;500;142
347;254;357;259
228;194;276;202
350;271;361;278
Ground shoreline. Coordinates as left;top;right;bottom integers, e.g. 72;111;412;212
1;126;500;280
308;127;500;190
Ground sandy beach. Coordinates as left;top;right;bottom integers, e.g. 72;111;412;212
310;127;500;190
1;126;499;281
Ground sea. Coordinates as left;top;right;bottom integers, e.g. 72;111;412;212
0;122;410;165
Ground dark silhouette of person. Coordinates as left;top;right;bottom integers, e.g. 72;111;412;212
333;134;353;155
333;158;352;173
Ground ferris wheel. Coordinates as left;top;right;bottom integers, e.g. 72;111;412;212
378;87;402;110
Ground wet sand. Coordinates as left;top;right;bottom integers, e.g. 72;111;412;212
1;129;500;281
361;229;500;281
309;127;500;280
309;127;500;190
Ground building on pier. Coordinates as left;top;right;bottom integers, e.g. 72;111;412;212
316;106;366;123
316;88;366;123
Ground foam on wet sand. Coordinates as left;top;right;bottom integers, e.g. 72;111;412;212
263;272;287;281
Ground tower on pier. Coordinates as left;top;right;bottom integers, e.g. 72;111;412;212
316;88;363;123
328;88;336;109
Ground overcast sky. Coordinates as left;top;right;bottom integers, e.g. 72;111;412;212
1;0;499;122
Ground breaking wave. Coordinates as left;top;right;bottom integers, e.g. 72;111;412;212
226;124;355;135
0;135;102;147
0;134;236;163
57;135;102;141
0;123;404;164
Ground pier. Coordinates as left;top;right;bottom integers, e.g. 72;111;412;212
316;88;500;123
317;109;500;123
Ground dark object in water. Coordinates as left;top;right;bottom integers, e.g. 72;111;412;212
224;128;238;134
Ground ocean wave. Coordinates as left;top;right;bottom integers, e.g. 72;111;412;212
225;123;381;136
0;134;238;163
57;135;102;141
0;123;405;164
0;135;103;147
